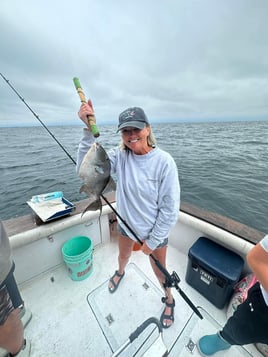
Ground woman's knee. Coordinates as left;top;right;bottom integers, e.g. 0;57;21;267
119;250;132;261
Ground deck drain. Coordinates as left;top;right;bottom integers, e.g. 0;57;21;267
186;338;196;353
106;313;114;325
142;282;149;290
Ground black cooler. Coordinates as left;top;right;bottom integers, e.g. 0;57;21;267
186;237;244;308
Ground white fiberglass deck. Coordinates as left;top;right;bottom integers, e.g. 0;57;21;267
9;241;262;356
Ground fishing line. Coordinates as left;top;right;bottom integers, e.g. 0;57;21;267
0;73;76;165
1;73;203;319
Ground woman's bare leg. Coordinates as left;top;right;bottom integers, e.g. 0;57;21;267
108;234;134;289
149;246;174;327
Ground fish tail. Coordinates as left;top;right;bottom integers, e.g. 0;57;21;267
81;198;102;217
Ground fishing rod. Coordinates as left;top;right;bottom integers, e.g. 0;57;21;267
1;73;202;320
73;77;100;138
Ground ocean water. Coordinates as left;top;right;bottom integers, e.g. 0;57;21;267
0;121;267;234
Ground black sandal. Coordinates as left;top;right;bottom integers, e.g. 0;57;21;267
160;298;175;328
108;270;125;293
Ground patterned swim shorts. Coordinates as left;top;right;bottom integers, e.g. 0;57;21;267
0;285;14;325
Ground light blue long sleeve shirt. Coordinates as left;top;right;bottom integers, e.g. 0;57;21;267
77;129;180;250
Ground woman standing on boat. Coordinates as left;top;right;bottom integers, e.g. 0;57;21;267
0;221;31;356
198;233;268;356
77;103;180;328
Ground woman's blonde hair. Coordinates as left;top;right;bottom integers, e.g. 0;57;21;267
120;125;156;150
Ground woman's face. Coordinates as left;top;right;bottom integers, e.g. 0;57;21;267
121;126;151;155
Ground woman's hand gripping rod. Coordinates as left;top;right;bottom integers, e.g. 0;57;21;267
100;194;203;320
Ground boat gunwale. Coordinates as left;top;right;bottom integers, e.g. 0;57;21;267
180;202;265;244
3;198;265;246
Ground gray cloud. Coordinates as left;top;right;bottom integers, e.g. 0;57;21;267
1;0;268;127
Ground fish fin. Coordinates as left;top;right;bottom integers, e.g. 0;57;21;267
79;185;97;200
95;167;105;175
79;184;90;194
81;198;102;217
102;177;116;195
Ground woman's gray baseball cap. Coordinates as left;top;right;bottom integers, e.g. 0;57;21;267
117;107;149;132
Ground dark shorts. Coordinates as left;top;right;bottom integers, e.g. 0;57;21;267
117;223;168;249
221;282;268;345
0;285;14;325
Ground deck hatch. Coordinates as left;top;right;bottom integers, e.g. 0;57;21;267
87;263;164;355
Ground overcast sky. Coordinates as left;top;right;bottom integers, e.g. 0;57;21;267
0;0;268;127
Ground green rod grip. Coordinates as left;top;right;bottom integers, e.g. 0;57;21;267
73;77;100;137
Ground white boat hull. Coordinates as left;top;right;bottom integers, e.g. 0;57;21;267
2;202;264;356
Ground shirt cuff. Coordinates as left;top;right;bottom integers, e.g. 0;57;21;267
145;233;164;251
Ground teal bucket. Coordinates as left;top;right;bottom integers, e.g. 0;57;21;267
62;236;93;281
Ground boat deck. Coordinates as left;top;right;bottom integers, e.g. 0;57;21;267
10;240;261;357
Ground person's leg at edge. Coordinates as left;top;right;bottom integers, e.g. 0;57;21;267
0;308;24;355
197;283;267;355
108;233;134;290
149;245;174;327
4;265;32;330
198;331;231;356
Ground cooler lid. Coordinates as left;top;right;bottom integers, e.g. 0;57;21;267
188;237;244;282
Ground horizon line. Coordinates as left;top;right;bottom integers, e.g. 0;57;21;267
0;116;268;128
